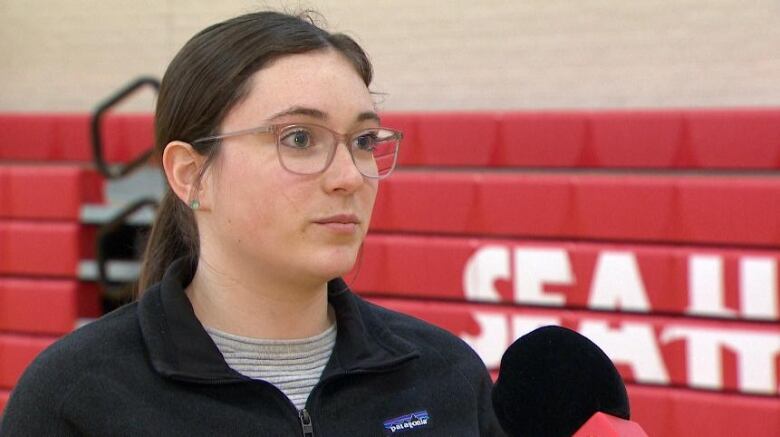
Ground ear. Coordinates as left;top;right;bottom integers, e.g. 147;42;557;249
162;141;208;209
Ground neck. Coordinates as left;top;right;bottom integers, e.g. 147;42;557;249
185;253;332;340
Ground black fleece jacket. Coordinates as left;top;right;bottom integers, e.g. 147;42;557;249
0;258;504;436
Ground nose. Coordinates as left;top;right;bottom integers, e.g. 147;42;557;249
322;141;364;193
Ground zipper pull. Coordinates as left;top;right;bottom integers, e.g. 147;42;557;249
299;408;314;437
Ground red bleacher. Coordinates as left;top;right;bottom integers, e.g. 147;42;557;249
0;390;7;415
0;222;93;276
372;297;780;394
627;384;780;437
371;172;780;246
352;234;780;320
0;279;100;335
3;110;779;169
0;114;117;419
386;110;780;168
0;114;154;163
0;166;102;220
0;110;778;437
0;334;55;392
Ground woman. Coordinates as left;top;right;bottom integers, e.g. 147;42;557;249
1;11;503;436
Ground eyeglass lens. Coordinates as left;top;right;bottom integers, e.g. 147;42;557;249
277;125;399;178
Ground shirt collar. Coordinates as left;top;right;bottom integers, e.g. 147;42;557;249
138;257;419;383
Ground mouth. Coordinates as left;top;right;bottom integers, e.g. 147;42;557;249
313;214;361;234
314;213;361;225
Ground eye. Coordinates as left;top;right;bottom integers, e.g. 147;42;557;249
279;127;313;149
353;131;380;151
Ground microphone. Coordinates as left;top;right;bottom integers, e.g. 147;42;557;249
491;325;648;437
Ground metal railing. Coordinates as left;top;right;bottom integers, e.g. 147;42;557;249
89;77;162;299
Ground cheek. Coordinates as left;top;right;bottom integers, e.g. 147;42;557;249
211;147;287;231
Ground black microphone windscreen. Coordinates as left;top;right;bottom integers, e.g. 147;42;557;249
491;325;630;437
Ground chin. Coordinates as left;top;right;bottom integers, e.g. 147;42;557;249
311;246;361;280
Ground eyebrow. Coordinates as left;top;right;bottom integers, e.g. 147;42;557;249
356;111;382;124
267;106;381;124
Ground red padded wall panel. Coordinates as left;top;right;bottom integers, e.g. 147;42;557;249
498;112;588;167
677;179;780;245
388;109;780;169
373;172;480;233
479;174;575;236
572;176;676;241
413;112;499;166
0;114;92;161
0;166;103;220
588;111;685;168
371;172;780;246
0;221;93;277
382;113;419;166
100;114;155;163
686;110;780;169
0;279;100;335
3;110;779;168
628;384;780;437
369;298;780;396
0;114;154;164
0;389;8;413
351;234;780;321
0;334;55;389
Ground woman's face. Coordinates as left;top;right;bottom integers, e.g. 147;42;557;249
199;49;379;287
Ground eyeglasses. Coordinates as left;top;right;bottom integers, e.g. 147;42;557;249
192;123;403;179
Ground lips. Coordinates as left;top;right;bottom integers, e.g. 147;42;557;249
313;214;361;235
313;214;361;225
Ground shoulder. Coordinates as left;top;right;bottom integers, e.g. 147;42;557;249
42;301;143;369
358;297;488;377
365;300;466;347
1;302;143;433
354;298;507;435
10;302;142;401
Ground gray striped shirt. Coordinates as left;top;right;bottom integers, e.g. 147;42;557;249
205;322;337;410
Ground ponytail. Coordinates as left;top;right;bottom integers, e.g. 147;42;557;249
136;190;199;294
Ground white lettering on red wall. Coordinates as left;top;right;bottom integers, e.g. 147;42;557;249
464;245;779;319
459;245;780;395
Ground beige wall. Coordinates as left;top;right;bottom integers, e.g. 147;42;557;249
1;0;779;112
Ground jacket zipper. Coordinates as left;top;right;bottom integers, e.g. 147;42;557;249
297;362;418;436
299;408;314;437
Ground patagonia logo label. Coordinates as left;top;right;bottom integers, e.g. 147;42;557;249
383;410;431;434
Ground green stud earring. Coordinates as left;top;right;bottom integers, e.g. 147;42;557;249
190;199;200;210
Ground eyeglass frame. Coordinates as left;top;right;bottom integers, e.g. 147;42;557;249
191;122;403;179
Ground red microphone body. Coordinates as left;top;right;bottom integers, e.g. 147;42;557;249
572;412;649;437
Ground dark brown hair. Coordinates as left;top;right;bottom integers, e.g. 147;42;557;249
137;11;373;293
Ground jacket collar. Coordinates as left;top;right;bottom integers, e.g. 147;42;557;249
138;257;419;383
